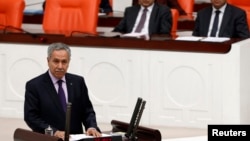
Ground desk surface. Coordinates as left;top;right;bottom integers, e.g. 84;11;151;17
0;32;239;54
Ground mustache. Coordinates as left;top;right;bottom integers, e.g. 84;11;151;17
55;69;65;72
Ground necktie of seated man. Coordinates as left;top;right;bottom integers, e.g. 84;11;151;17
210;10;221;37
58;80;67;112
135;8;148;33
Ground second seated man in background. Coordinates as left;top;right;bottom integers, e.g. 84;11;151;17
113;0;172;36
192;0;249;38
132;0;186;15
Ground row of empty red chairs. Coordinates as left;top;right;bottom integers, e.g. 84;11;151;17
0;0;100;36
0;0;191;38
1;0;249;38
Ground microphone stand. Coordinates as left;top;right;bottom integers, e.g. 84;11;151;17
127;100;146;141
125;98;143;139
64;103;72;141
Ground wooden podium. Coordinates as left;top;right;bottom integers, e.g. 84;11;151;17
14;128;63;141
111;120;161;141
14;128;122;141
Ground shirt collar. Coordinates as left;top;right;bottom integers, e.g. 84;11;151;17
140;3;154;12
212;3;227;13
48;70;66;84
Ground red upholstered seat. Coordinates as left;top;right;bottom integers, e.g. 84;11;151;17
177;0;194;20
227;0;250;29
43;0;100;36
0;0;25;29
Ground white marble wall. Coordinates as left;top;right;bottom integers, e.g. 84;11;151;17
1;39;250;128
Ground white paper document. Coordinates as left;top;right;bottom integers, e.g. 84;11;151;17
121;32;149;39
175;36;230;42
201;37;230;42
175;36;203;41
69;133;111;141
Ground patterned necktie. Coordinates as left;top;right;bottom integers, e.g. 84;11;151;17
58;80;67;112
135;8;148;33
210;10;221;37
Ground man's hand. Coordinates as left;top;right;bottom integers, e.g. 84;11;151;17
86;128;102;137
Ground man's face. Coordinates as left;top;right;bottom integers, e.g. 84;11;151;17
47;50;69;79
211;0;227;9
139;0;155;7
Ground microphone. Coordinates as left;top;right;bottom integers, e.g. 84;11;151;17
2;25;47;42
125;98;142;138
125;97;146;140
130;100;146;140
64;102;72;141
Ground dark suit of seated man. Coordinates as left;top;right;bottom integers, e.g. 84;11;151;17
192;0;249;38
113;0;172;36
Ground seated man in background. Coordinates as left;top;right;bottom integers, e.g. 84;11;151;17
132;0;186;15
192;0;249;38
43;0;113;14
113;0;172;36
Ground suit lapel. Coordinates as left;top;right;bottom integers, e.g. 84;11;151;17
204;7;213;36
219;5;231;36
128;6;141;32
65;74;74;104
149;4;158;34
43;72;64;113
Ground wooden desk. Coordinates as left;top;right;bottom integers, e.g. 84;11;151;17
14;128;122;141
14;128;62;141
0;33;236;54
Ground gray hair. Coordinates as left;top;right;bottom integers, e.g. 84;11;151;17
47;42;71;59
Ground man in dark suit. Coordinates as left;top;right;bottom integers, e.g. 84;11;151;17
192;0;249;38
113;0;172;36
24;42;101;139
132;0;186;15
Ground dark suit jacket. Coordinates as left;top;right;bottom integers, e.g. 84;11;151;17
24;71;99;134
113;3;172;35
192;4;250;38
132;0;186;15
